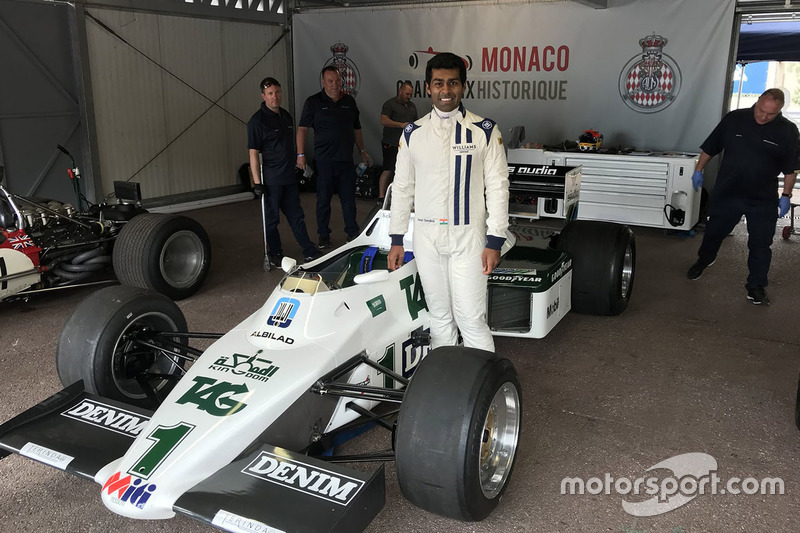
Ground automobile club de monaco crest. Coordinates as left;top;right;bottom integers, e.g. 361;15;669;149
323;42;361;97
619;33;681;113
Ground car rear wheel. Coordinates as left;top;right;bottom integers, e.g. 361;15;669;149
113;214;211;300
56;285;188;408
395;346;521;521
555;220;635;316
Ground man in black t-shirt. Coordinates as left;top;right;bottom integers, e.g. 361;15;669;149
247;77;320;266
378;81;418;203
296;66;371;249
687;88;799;305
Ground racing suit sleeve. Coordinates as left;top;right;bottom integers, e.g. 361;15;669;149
389;135;416;244
483;124;510;250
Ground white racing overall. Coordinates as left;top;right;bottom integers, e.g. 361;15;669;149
390;105;509;351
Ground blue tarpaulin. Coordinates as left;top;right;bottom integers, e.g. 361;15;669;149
738;22;800;62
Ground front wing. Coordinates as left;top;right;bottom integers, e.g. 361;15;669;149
0;383;386;533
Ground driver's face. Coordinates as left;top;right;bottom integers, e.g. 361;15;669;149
426;68;464;113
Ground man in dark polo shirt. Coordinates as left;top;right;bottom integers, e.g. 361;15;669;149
296;66;370;249
378;81;418;204
247;77;320;267
687;88;799;305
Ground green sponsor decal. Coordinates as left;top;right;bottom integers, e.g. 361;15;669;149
400;273;428;320
128;422;194;479
366;295;387;317
210;351;280;382
176;376;248;416
377;344;395;388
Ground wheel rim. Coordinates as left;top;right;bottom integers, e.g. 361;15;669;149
160;230;206;289
479;381;521;499
619;243;634;299
111;311;184;400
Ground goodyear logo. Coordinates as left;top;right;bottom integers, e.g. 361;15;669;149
550;259;573;283
488;273;543;283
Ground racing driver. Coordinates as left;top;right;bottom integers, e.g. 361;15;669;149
387;52;509;352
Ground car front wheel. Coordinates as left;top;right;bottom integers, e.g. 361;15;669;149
395;346;522;521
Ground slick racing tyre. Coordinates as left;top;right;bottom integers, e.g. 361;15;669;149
555;220;635;316
113;214;211;300
395;346;521;521
56;285;188;408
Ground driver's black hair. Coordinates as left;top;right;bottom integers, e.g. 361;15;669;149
425;53;467;85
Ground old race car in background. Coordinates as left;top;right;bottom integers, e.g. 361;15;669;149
0;178;211;302
0;164;634;531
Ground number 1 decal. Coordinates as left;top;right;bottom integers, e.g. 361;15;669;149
128;422;195;480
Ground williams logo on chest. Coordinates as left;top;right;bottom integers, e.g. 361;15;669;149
452;143;477;154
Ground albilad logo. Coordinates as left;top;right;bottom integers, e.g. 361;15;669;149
618;33;681;113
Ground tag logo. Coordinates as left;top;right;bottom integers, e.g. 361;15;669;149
399;274;428;321
176;377;249;416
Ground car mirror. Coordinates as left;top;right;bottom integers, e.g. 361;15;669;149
353;270;389;285
281;256;298;273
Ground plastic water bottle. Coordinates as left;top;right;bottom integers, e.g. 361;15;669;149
356;162;367;177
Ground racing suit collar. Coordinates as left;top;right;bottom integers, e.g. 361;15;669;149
432;106;458;137
431;103;467;120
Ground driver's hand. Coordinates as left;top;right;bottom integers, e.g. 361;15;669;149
482;247;501;274
387;245;405;271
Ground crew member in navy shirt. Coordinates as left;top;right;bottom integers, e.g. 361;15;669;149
687;88;799;305
296;66;370;249
247;77;320;266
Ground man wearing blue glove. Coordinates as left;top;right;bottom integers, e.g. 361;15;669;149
687;88;799;305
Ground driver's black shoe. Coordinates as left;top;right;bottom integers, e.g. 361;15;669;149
318;238;332;250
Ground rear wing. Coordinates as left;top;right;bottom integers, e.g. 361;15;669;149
507;163;582;220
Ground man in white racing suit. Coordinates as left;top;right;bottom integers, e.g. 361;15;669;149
387;52;509;352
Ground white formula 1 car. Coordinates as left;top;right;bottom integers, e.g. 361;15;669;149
0;169;634;532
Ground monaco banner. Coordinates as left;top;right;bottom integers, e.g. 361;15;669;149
292;0;735;159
